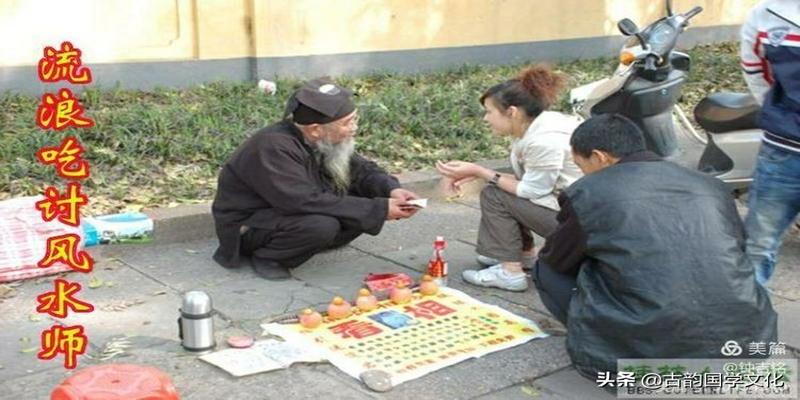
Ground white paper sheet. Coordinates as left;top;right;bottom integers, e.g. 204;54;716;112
200;339;324;377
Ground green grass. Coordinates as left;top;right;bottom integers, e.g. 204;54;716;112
0;42;746;214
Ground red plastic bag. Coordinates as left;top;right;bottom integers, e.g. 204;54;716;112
0;196;83;282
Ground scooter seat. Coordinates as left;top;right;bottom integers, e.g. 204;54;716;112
694;92;759;133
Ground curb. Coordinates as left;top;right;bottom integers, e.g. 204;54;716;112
140;159;510;245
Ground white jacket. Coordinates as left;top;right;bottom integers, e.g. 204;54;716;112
510;111;583;211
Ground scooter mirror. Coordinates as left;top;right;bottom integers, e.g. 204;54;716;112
666;0;674;16
618;18;640;36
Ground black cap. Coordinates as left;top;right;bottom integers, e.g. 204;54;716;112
284;78;356;125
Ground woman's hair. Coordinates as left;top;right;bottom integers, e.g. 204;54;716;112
480;64;566;118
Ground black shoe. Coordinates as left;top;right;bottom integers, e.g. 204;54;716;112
214;251;242;269
252;258;292;280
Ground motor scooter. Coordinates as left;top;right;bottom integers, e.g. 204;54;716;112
569;0;761;194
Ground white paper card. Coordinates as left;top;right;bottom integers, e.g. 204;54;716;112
200;339;323;377
407;198;428;208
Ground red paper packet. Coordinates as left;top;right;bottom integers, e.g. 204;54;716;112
363;273;413;295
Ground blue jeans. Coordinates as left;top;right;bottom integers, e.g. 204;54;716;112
744;143;800;285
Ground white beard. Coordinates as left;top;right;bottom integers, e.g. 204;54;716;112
316;136;355;193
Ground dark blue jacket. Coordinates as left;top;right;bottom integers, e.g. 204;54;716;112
741;0;800;151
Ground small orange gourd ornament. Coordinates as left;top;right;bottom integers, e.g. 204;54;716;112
355;288;378;311
327;296;352;320
298;308;323;329
390;281;413;304
419;274;439;296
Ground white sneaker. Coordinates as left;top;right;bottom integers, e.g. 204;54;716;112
462;265;529;292
476;254;536;271
476;255;500;266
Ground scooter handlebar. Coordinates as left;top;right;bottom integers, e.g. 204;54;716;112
684;6;703;20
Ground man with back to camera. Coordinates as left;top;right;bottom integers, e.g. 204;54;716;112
533;114;777;380
212;78;420;280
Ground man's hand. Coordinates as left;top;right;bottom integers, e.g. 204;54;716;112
386;198;418;220
390;188;419;202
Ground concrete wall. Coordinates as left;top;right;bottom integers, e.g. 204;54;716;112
0;0;757;94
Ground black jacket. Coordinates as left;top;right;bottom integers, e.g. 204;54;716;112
539;151;777;378
212;121;400;268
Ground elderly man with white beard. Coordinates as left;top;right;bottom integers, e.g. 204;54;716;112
212;78;420;280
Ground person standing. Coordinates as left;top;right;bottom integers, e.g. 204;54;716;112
740;0;800;286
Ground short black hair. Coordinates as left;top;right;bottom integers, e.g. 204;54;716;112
570;114;646;158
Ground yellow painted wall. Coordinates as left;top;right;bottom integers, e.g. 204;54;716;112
0;0;758;67
252;0;757;57
0;0;196;65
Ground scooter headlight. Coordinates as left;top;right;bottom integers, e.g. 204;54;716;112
620;51;636;66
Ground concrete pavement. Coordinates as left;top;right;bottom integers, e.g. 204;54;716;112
1;192;798;399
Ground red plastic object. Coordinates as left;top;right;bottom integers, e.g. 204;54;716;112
363;273;413;294
50;364;180;400
226;335;255;348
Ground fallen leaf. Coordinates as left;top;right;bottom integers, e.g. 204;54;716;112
88;276;104;289
19;337;30;344
0;284;17;300
101;299;145;312
184;249;198;254
520;385;539;397
151;290;167;296
28;314;42;322
125;203;144;212
445;193;464;202
90;336;133;361
20;347;38;353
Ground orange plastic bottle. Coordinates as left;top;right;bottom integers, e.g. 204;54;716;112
426;236;448;286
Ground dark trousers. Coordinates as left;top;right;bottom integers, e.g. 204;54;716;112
532;259;577;325
240;214;363;268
